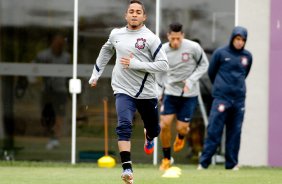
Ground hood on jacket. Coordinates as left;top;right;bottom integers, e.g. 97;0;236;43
229;26;248;50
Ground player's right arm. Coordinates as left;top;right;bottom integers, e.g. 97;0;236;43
89;32;115;87
208;49;221;84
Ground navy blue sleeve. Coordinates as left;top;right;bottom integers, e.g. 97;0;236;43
245;53;253;78
208;49;221;84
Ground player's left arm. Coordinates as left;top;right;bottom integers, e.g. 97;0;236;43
184;44;209;90
128;37;169;73
245;52;253;78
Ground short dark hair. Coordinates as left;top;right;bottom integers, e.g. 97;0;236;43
127;0;146;14
169;22;183;33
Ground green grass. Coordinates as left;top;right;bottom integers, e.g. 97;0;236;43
0;161;282;184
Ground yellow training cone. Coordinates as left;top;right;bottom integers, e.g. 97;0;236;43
98;155;116;168
169;166;182;175
162;168;180;178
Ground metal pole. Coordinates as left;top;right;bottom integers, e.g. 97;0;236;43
71;0;79;164
235;0;239;26
197;84;208;127
103;98;109;156
153;0;160;166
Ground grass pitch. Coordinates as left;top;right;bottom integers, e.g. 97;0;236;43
0;161;281;184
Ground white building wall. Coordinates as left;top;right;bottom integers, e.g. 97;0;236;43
237;0;270;166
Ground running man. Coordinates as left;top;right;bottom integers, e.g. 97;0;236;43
89;1;169;183
157;22;209;171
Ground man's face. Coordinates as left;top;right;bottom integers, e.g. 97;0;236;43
233;35;245;50
125;3;146;30
167;31;184;49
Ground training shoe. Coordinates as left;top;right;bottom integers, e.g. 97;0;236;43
144;139;154;155
173;136;185;152
232;165;240;171
143;129;154;155
197;164;206;170
159;158;171;171
121;169;133;184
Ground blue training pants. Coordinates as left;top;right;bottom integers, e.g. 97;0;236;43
115;93;160;141
200;98;245;169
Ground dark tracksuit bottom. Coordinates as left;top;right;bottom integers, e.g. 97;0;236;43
115;93;160;141
200;98;245;169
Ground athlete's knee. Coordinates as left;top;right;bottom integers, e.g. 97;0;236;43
116;123;132;141
160;121;171;131
160;116;173;130
176;122;189;135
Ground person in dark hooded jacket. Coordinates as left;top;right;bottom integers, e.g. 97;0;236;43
198;26;252;170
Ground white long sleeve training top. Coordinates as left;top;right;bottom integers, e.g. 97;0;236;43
157;39;209;97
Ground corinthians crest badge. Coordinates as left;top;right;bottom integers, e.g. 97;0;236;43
218;104;225;112
135;38;146;50
182;52;189;62
241;56;248;67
